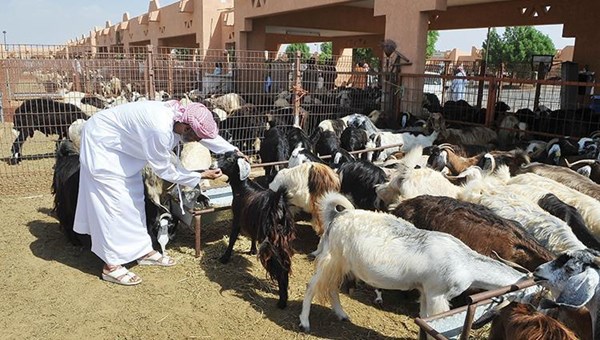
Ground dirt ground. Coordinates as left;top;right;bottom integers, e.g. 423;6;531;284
0;191;430;340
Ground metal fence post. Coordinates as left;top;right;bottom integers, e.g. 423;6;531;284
485;77;498;127
168;52;174;96
293;50;302;127
147;44;155;98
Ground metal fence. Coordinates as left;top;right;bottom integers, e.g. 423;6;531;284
0;44;396;195
399;72;600;139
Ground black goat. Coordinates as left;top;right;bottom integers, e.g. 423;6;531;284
259;123;289;182
538;193;600;251
217;151;296;309
51;139;87;246
337;160;387;210
314;130;340;157
286;126;313;153
11;98;87;164
52;141;176;252
340;126;368;160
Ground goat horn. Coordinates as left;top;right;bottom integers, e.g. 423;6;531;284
590;130;600;139
492;250;531;274
566;158;597;167
593;257;600;267
437;143;456;153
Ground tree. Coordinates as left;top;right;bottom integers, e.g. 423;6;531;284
482;26;555;77
502;26;555;77
353;48;379;69
285;43;310;60
319;42;332;62
426;30;439;58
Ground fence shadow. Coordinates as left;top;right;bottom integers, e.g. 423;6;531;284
27;219;102;277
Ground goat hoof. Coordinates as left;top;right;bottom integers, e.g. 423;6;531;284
298;323;310;333
277;300;287;309
374;298;383;308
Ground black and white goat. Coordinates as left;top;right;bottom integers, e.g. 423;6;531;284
337;160;387;210
299;192;536;332
217;151;296;309
11;98;87;164
534;249;600;340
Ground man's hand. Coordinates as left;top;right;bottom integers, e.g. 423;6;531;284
202;168;223;179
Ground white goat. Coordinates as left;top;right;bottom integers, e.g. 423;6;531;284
508;172;600;239
375;147;461;209
372;130;439;161
179;141;213;189
299;192;535;332
458;168;587;255
67;119;86;151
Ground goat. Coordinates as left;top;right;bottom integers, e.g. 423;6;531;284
286;127;313;153
52;140;87;246
534;249;600;339
538;193;600;251
376;147;462;209
269;162;340;236
508;172;600;240
514;162;600;201
566;159;600;184
428;112;497;146
298;192;535;332
340;126;369;158
392;195;553;271
338;160;387;211
370;130;438;161
259;123;290;182
459;172;588;255
217;151;296;309
288;144;326;168
472;301;580;340
314;130;340;157
11;98;87;164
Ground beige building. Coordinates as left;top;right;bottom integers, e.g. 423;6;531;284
63;0;599;75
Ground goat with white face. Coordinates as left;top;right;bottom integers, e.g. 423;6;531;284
299;192;535;332
534;249;600;339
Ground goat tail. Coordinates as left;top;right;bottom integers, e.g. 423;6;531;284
308;163;341;235
258;187;296;282
318;192;355;233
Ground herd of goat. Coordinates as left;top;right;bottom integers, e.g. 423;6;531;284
9;84;600;339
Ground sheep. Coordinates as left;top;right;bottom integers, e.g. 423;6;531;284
217;151;296;309
472;301;581;340
533;249;600;340
392;195;553;271
428;112;497;145
337;160;388;211
458;172;588;255
514;162;600;201
179;141;213;189
10;98;87;164
508;172;600;239
298;192;536;332
268;162;340;237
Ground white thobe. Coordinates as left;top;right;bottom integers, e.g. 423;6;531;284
73;101;235;264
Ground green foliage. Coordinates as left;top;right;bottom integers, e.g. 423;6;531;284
426;30;439;58
482;26;555;77
319;42;332;62
353;48;379;69
285;43;310;60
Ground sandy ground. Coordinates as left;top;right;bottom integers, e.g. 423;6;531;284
0;191;433;340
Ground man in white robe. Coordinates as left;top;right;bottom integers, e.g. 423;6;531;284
74;100;236;285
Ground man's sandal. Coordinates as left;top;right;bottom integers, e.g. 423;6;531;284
101;267;142;286
137;252;176;267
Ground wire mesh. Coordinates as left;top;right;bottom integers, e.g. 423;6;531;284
0;44;393;195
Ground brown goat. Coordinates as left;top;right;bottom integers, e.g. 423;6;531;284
482;302;582;340
392;195;553;271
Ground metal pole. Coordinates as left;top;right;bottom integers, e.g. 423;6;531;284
2;31;6;51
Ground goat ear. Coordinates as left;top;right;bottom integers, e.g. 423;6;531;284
237;158;251;181
555;268;599;309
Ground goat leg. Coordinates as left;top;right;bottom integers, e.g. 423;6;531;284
249;238;257;255
219;214;242;264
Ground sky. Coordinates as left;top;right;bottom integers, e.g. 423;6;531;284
0;0;575;51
